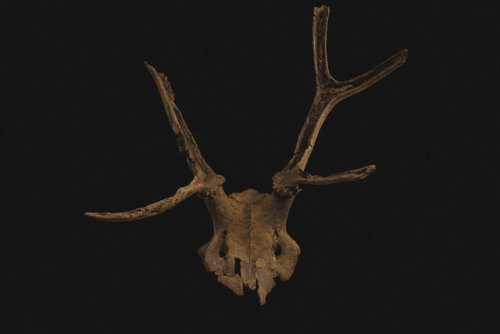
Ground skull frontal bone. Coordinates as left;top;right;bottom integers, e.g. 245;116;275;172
198;188;300;305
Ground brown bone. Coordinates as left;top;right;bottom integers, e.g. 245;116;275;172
84;5;407;305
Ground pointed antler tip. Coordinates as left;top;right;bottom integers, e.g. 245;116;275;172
83;211;113;221
83;212;99;220
313;5;330;14
398;49;408;63
144;61;158;72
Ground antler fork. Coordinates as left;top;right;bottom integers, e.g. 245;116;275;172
84;63;225;222
272;6;407;196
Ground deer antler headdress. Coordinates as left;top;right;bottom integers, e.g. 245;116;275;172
85;5;407;304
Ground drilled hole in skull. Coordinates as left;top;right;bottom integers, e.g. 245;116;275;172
219;230;228;258
274;243;282;256
273;231;282;256
234;257;241;276
219;247;227;258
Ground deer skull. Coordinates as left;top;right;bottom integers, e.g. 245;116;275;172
84;5;406;304
198;188;300;305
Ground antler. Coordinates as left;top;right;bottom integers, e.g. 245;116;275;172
273;6;407;196
84;62;224;222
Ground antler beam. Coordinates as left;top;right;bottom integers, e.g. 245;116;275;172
273;6;407;196
84;63;224;222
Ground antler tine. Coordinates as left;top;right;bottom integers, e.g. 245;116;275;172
144;62;215;177
84;178;211;222
272;5;406;196
84;63;224;222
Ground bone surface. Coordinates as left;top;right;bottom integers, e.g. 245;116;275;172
84;4;406;304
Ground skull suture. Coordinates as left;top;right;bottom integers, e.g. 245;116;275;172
84;5;406;304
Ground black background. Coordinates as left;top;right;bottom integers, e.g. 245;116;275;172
2;0;498;333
